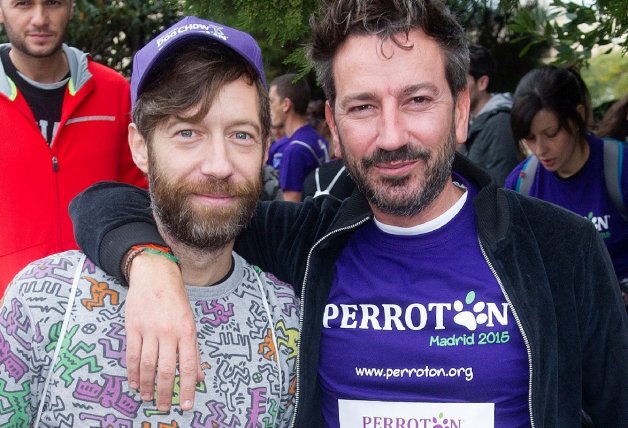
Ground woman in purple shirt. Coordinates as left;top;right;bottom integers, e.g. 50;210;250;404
504;66;628;309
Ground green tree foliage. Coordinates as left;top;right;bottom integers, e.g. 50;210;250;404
2;0;623;94
447;0;549;91
582;51;628;108
0;0;183;77
185;0;547;93
69;0;183;76
182;0;316;86
510;0;628;67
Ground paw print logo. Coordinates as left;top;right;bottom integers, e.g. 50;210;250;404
432;412;451;428
453;291;488;331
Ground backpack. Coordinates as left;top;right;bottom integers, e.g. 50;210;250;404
515;138;627;222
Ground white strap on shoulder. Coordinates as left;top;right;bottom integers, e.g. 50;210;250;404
252;269;283;398
291;140;325;166
314;165;347;197
34;253;86;427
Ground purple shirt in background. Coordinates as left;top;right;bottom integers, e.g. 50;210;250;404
505;134;628;282
279;124;329;192
319;177;530;427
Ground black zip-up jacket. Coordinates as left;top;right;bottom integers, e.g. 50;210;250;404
70;154;627;427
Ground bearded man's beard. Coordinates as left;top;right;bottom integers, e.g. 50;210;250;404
149;165;261;251
341;127;456;217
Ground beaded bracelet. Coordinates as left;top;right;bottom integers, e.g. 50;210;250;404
123;244;180;283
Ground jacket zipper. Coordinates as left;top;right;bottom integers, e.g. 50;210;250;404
290;217;371;428
478;237;536;428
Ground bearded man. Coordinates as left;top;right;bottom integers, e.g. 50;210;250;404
0;0;146;290
68;1;625;427
0;17;298;426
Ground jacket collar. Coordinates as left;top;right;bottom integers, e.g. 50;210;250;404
326;153;509;245
0;43;91;99
62;44;92;95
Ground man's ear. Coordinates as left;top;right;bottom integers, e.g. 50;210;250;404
0;7;5;25
262;137;270;163
454;87;471;144
325;100;342;159
128;123;149;174
282;97;292;114
477;75;490;93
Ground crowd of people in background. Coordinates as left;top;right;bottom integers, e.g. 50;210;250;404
0;0;626;427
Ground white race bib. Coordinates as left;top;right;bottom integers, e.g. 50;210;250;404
338;399;494;428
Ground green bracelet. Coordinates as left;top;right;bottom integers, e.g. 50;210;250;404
141;247;180;265
123;244;180;282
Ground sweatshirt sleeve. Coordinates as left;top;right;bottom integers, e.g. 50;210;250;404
0;282;38;424
69;182;165;283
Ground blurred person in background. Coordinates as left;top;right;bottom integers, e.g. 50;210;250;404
459;44;519;185
505;66;628;309
0;0;146;292
269;73;329;201
596;94;628;143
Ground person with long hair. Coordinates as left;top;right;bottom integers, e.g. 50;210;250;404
505;66;628;304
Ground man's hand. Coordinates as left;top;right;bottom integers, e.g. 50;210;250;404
124;253;203;411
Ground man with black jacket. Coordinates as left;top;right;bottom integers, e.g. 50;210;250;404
69;0;627;427
459;44;520;185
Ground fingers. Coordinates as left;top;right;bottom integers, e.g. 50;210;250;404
139;335;158;403
197;345;204;383
155;338;177;412
128;326;202;413
125;329;141;390
123;252;202;412
177;326;202;411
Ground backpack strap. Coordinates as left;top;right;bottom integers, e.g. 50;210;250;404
515;155;539;195
290;140;326;166
602;138;627;222
314;165;347;197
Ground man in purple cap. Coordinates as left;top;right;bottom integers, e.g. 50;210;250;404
0;16;298;426
67;0;626;427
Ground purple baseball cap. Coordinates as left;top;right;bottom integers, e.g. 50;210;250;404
130;16;266;106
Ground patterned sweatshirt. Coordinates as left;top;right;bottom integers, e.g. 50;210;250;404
0;250;299;427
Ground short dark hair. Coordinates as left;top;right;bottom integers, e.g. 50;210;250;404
270;73;311;116
308;0;469;106
133;40;270;150
468;44;496;91
510;66;588;142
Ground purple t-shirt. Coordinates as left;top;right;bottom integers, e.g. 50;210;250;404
267;136;290;169
504;134;628;282
279;124;329;192
319;179;530;427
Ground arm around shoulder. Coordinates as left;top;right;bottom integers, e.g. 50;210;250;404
69;181;164;281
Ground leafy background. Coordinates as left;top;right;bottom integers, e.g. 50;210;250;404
1;0;626;110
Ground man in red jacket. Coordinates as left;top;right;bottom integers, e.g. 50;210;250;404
0;0;146;292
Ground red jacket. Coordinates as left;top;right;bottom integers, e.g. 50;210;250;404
0;44;146;292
